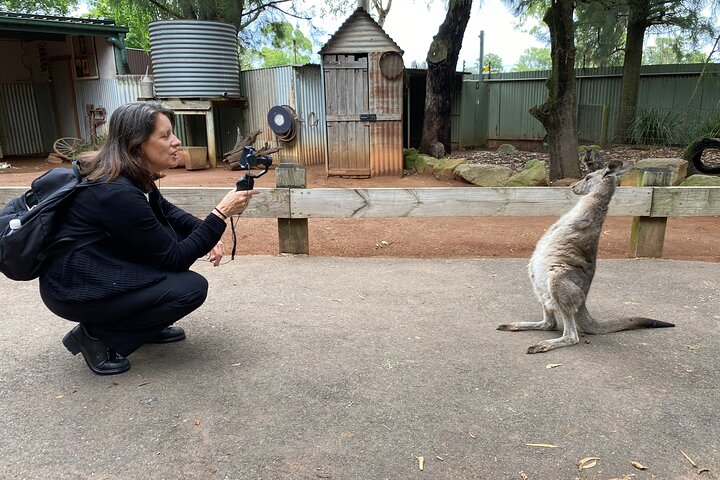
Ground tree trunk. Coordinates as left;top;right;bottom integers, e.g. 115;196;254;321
419;0;472;156
614;0;650;143
529;0;580;181
372;0;392;27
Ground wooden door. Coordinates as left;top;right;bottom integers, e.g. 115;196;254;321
324;55;370;177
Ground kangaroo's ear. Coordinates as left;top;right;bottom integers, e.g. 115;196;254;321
603;160;624;176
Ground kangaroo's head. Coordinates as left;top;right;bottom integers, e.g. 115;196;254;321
571;160;625;196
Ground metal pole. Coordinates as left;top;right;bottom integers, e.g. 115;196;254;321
479;31;484;81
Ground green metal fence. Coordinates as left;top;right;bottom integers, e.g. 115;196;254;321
459;63;720;150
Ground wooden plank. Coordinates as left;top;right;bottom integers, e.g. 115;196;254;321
650;186;720;216
0;188;287;218
327;114;402;122
322;60;370;69
161;100;211;111
5;185;719;219
275;163;307;188
288;187;652;218
324;168;371;177
158;187;290;218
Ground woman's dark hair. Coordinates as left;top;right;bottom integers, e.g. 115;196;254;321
80;101;176;191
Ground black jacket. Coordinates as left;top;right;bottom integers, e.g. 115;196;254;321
40;174;226;302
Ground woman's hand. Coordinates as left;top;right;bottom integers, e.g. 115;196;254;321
206;240;224;267
214;189;259;218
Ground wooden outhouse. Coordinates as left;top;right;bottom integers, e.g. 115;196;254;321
319;7;405;177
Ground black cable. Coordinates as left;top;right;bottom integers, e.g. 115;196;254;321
230;215;238;260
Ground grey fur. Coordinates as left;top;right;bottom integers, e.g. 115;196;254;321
497;160;674;354
582;149;604;173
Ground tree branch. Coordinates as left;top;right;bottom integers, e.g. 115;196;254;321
145;0;183;19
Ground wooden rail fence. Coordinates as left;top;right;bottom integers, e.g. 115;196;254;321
1;164;719;258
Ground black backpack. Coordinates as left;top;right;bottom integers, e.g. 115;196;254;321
0;162;105;281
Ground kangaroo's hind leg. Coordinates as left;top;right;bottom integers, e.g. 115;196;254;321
526;309;579;353
525;273;585;354
497;305;558;332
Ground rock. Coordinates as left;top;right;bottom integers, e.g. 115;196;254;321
432;158;466;181
411;154;441;175
619;158;688;186
681;174;720;186
505;159;549;186
454;163;514;186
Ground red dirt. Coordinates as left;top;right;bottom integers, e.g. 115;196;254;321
2;157;718;262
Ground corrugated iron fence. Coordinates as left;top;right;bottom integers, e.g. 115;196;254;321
0;83;45;155
461;63;720;149
239;65;326;166
2;63;718;158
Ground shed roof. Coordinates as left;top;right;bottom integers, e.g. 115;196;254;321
319;7;403;55
0;11;128;41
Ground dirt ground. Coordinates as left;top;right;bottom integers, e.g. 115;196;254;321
1;154;718;262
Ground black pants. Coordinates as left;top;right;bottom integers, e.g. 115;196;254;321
41;271;208;356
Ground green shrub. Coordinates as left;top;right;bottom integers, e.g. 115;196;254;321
628;108;682;147
688;111;720;140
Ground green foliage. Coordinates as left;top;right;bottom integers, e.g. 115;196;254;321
574;1;626;68
82;0;310;56
240;21;314;69
625;108;720;148
506;0;718;68
497;143;517;153
87;0;155;49
483;53;504;73
512;46;551;71
688;111;720;139
642;36;708;64
628;108;683;146
468;53;503;74
0;0;78;15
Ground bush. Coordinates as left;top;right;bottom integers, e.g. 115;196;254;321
688;111;720;140
627;108;682;147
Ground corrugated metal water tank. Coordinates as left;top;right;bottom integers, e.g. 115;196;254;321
149;20;240;98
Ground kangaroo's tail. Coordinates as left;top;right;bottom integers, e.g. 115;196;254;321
580;315;675;335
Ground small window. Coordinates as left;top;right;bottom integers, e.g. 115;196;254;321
72;35;99;79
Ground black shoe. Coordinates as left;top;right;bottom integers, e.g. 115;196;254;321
62;325;130;376
147;326;186;344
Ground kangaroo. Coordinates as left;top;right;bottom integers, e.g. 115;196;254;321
497;160;674;354
582;148;604;173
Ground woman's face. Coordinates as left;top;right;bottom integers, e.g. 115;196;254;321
141;113;181;174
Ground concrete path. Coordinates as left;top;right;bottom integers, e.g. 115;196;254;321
1;257;718;479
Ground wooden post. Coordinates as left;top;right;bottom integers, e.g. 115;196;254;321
628;168;673;258
276;163;309;254
599;104;609;149
205;108;216;168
